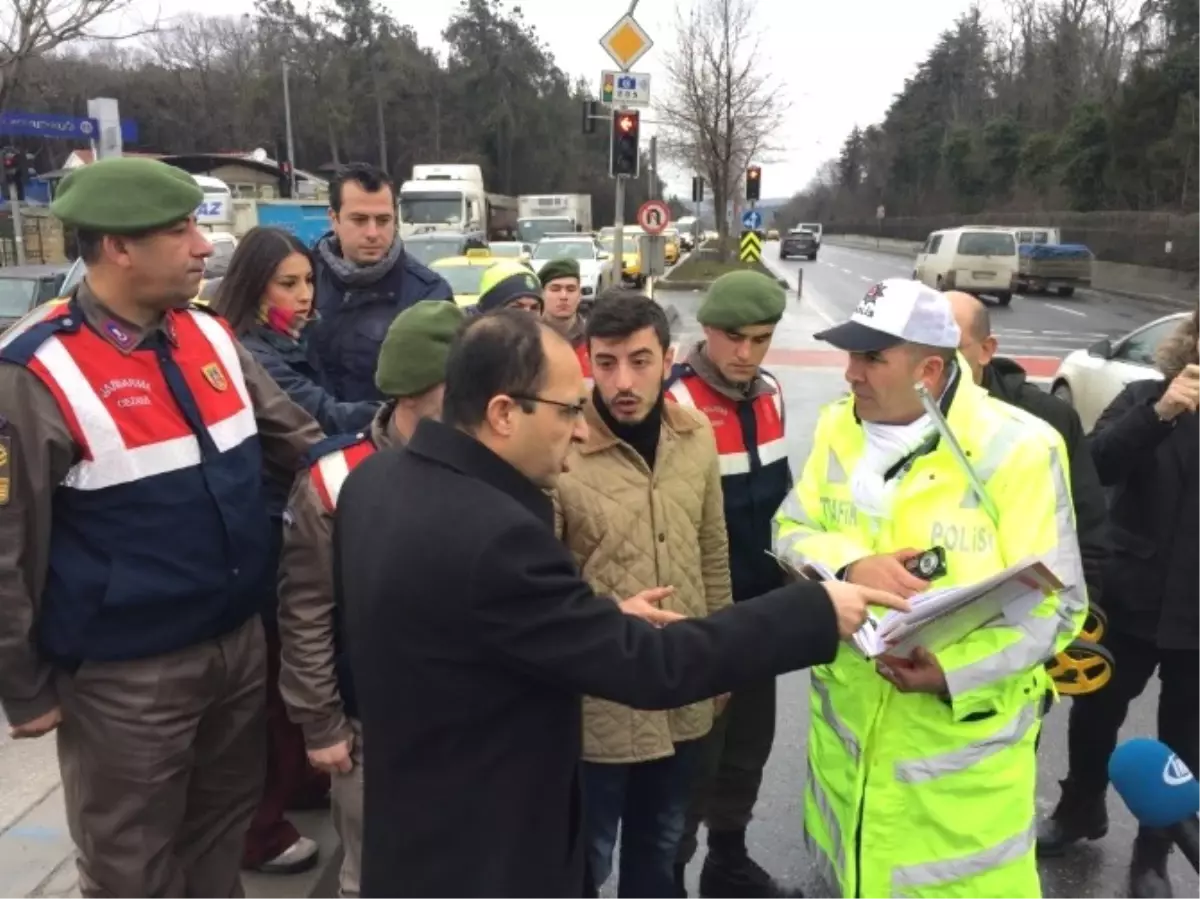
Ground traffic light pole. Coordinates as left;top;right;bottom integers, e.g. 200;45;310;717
8;183;25;265
613;176;626;284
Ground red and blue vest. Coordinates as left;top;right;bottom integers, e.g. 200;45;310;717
303;431;380;719
666;363;792;601
0;299;269;666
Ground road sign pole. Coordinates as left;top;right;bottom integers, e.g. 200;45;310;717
613;176;626;289
648;135;657;198
8;183;25;265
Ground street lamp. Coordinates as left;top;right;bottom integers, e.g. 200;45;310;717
243;13;296;197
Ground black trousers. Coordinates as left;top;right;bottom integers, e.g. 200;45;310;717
677;678;777;864
1066;629;1199;792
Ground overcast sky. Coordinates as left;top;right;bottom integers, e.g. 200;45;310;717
102;0;983;198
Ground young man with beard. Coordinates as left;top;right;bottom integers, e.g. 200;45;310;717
276;301;465;898
310;163;453;402
554;291;733;898
667;271;795;898
539;257;591;381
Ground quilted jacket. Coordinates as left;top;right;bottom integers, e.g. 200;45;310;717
554;397;733;764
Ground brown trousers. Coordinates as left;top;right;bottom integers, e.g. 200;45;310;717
56;616;267;898
330;717;364;898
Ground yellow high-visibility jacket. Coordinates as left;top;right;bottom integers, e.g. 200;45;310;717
774;366;1086;899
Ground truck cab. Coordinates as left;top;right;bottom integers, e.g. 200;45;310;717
193;174;235;234
399;164;517;240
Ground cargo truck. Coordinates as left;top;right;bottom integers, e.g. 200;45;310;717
398;164;518;241
517;194;593;244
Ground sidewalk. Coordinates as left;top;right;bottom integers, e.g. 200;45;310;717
0;762;342;899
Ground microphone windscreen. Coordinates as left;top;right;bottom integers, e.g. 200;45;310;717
1109;738;1200;828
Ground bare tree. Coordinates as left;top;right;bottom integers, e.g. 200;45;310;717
658;0;788;257
0;0;156;110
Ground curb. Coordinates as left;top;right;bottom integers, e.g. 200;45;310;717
2;783;342;899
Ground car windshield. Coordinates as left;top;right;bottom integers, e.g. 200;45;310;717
957;231;1016;257
399;193;463;226
490;243;524;258
0;277;38;316
434;263;491;296
404;238;464;267
533;241;594;261
518;218;573;244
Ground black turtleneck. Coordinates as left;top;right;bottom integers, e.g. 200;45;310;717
593;387;665;470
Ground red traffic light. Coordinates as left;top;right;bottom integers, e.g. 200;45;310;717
618;114;636;132
747;167;760;179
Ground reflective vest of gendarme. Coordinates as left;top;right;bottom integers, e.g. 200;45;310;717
305;431;379;718
772;367;1086;899
665;363;791;602
0;299;270;667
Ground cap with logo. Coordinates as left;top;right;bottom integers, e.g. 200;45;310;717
814;279;961;353
477;261;544;313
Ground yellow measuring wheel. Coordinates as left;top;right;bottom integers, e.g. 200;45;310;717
1080;603;1108;644
1046;639;1115;696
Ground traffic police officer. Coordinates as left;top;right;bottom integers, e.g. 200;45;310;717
0;157;323;898
773;280;1087;898
667;271;794;898
277;300;465;898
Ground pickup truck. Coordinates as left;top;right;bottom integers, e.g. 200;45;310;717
1016;243;1093;297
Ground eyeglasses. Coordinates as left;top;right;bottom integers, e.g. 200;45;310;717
510;394;587;417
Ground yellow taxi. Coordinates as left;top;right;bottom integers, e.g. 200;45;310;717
598;235;644;287
662;229;681;265
431;249;500;307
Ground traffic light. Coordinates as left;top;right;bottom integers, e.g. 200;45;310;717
609;110;640;178
582;100;600;135
746;165;762;202
691;175;705;203
1;147;25;201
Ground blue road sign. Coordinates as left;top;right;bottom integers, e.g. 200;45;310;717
617;74;637;90
742;209;762;231
0;112;139;143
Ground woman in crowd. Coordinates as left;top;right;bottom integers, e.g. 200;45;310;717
213;227;378;875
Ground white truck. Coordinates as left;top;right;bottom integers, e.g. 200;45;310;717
517;194;593;244
398;164;518;241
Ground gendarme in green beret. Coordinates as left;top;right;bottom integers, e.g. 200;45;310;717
51;157;203;234
538;257;580;286
375;301;466;397
697;270;786;330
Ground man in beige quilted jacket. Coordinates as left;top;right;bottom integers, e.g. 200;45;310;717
554;290;733;899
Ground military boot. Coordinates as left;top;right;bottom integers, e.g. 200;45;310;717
1129;827;1174;898
1036;779;1108;857
699;829;801;898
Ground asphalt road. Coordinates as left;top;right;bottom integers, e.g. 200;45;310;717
763;241;1172;364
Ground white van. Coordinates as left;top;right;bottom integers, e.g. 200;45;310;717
913;227;1018;306
798;222;823;246
193;174;235;233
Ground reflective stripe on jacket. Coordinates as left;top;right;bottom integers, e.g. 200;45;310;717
773;364;1086;898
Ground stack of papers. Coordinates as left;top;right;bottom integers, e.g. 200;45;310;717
766;552;1066;659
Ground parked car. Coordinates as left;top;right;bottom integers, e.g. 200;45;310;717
0;264;74;331
1050;312;1189;432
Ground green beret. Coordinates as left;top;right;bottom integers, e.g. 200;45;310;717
538;257;581;286
375;301;465;397
51;157;203;234
697;270;786;329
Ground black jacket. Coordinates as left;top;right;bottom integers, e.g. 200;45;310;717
982;357;1108;611
335;420;839;898
1089;379;1197;649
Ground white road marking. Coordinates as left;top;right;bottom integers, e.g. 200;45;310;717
841;268;855;275
859;275;874;282
1046;303;1087;318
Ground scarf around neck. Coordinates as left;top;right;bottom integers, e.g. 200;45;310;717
316;233;405;288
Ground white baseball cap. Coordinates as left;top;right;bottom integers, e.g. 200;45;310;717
815;279;962;353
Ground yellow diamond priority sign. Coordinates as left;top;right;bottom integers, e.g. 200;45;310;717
600;14;653;72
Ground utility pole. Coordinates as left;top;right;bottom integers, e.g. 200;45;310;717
8;184;25;265
282;58;297;197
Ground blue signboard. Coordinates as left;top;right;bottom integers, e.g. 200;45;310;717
255;202;332;248
741;209;763;231
0;112;138;143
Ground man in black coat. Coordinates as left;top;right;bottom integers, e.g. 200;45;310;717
1042;315;1198;898
947;292;1108;610
334;310;906;898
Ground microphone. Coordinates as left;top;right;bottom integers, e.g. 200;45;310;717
1109;738;1199;872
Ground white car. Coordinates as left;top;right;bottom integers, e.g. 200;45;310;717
530;237;615;298
1050;312;1188;433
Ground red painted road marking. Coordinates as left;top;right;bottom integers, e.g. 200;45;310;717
764;349;1062;379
